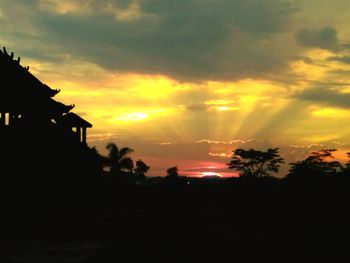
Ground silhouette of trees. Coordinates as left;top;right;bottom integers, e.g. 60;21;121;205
227;148;284;178
166;166;179;178
105;143;134;175
134;160;150;184
288;149;342;178
164;166;182;184
341;152;350;176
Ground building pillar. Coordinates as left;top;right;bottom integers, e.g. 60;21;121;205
0;113;4;126
82;127;87;144
5;113;9;126
10;113;15;127
76;127;81;142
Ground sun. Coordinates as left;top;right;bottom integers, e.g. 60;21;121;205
200;172;222;177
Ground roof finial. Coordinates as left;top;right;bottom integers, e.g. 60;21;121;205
3;47;8;55
17;56;20;64
10;52;14;59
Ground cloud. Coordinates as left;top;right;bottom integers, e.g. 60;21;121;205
183;99;239;112
195;138;259;146
184;104;209;112
296;27;339;51
294;87;350;108
328;55;350;64
208;152;231;158
195;139;227;144
0;0;299;82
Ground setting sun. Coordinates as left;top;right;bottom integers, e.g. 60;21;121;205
201;172;222;177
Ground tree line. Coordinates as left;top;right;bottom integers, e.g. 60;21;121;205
227;148;350;179
102;142;350;182
103;142;180;184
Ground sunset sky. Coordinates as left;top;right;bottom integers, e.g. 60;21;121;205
2;0;350;177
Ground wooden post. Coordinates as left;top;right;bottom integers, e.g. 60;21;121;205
82;127;87;144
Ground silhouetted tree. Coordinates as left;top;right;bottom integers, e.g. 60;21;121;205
105;143;134;175
227;148;284;178
134;160;150;184
341;152;350;176
166;166;179;178
288;149;342;178
164;166;182;184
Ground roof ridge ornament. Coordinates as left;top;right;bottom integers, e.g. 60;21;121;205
2;47;30;69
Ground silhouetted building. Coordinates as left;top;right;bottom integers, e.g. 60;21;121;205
57;112;92;144
0;47;101;197
0;47;92;142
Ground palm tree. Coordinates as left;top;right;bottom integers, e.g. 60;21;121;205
105;143;134;175
134;160;150;183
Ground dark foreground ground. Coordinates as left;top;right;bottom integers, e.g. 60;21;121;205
1;177;350;262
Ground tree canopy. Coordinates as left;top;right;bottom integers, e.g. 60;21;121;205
166;166;179;178
288;149;342;178
227;148;284;178
134;159;150;183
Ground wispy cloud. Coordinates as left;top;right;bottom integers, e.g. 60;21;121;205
208;152;231;158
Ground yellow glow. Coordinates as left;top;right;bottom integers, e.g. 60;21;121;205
215;106;239;111
40;0;81;14
103;108;173;125
209;152;231;158
311;107;350;118
201;172;222;177
205;99;235;105
307;134;341;143
239;95;260;105
307;49;335;60
27;57;350;152
290;50;337;85
128;75;190;100
291;61;326;83
114;112;149;122
106;2;142;21
339;87;350;94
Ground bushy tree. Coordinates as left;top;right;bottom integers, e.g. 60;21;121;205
164;166;182;184
134;159;150;183
166;166;179;179
341;152;350;176
288;149;342;178
227;148;284;178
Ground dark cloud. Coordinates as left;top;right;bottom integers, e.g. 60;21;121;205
184;104;209;112
0;0;298;81
294;87;350;108
328;56;350;64
296;27;339;51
